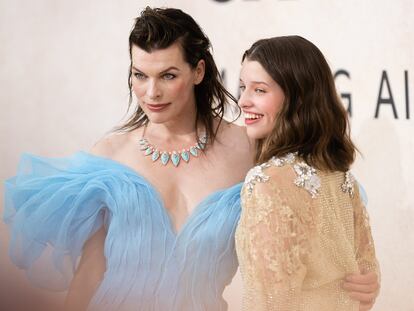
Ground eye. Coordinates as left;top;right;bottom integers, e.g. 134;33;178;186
239;85;246;92
255;88;266;93
133;72;146;80
162;73;176;80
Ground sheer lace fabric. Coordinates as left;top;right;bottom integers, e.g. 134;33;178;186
235;156;379;311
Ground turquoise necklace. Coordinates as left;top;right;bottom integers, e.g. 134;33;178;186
138;133;208;167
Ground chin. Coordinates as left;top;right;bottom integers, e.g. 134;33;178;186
144;113;172;124
246;127;271;140
147;117;166;124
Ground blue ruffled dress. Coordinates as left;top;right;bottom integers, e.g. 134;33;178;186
4;152;242;311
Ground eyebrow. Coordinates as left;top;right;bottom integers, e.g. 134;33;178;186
239;79;270;86
131;66;180;74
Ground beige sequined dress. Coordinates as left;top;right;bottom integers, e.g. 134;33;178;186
235;153;379;311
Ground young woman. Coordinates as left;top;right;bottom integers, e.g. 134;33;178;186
236;36;380;311
4;8;379;311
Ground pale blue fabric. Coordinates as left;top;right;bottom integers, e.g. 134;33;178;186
4;152;242;311
358;182;368;206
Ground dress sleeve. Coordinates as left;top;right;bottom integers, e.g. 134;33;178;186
3;153;115;291
239;168;315;310
353;186;380;276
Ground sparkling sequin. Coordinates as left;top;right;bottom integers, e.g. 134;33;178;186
269;152;297;167
341;171;355;198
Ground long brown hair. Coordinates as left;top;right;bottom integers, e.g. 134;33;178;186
243;36;356;172
117;7;238;142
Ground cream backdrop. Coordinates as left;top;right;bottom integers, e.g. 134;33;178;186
1;0;413;310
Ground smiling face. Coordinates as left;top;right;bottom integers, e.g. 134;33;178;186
238;59;285;140
131;42;205;125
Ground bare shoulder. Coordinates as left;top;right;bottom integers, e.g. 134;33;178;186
207;120;254;177
89;130;137;159
218;121;255;165
216;120;253;151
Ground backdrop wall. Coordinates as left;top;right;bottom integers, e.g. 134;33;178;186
1;0;413;310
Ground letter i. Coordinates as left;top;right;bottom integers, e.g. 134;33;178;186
405;70;410;119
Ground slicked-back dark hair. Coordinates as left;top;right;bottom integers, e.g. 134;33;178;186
118;7;237;142
243;36;356;172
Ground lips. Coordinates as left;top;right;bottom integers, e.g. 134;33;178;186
243;111;264;125
146;103;171;112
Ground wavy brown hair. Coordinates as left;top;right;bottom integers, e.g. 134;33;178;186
117;7;238;142
243;36;356;172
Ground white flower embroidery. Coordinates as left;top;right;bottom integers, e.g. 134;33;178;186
244;152;321;198
244;164;271;196
269;152;296;167
293;162;321;198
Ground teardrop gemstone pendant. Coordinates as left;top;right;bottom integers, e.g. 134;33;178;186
189;146;198;157
181;150;190;162
161;152;170;165
171;152;180;167
152;150;160;162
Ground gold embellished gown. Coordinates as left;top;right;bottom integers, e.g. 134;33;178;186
235;153;379;311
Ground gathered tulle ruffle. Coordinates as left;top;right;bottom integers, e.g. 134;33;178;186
4;152;161;290
4;152;242;311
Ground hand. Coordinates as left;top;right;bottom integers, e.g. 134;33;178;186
342;271;380;311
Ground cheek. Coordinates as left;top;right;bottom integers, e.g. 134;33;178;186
172;79;193;97
132;81;145;98
261;101;277;120
267;95;284;121
164;80;194;104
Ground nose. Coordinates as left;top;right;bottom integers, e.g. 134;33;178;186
238;90;253;109
147;79;161;99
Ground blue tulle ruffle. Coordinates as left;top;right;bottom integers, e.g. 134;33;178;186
4;152;242;311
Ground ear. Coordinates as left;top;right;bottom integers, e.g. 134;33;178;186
193;59;205;85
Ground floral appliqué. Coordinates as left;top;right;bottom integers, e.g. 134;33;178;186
269;152;296;167
244;163;271;196
244;153;298;196
245;153;322;198
293;162;321;198
341;171;355;198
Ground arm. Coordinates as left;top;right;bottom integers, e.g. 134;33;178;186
239;175;314;311
343;186;380;311
64;227;106;311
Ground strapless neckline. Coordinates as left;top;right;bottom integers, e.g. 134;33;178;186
79;151;243;237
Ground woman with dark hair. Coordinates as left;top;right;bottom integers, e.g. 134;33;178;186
4;7;378;311
236;36;380;311
5;7;252;311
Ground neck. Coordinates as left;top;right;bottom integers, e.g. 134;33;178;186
146;120;199;140
144;117;206;149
